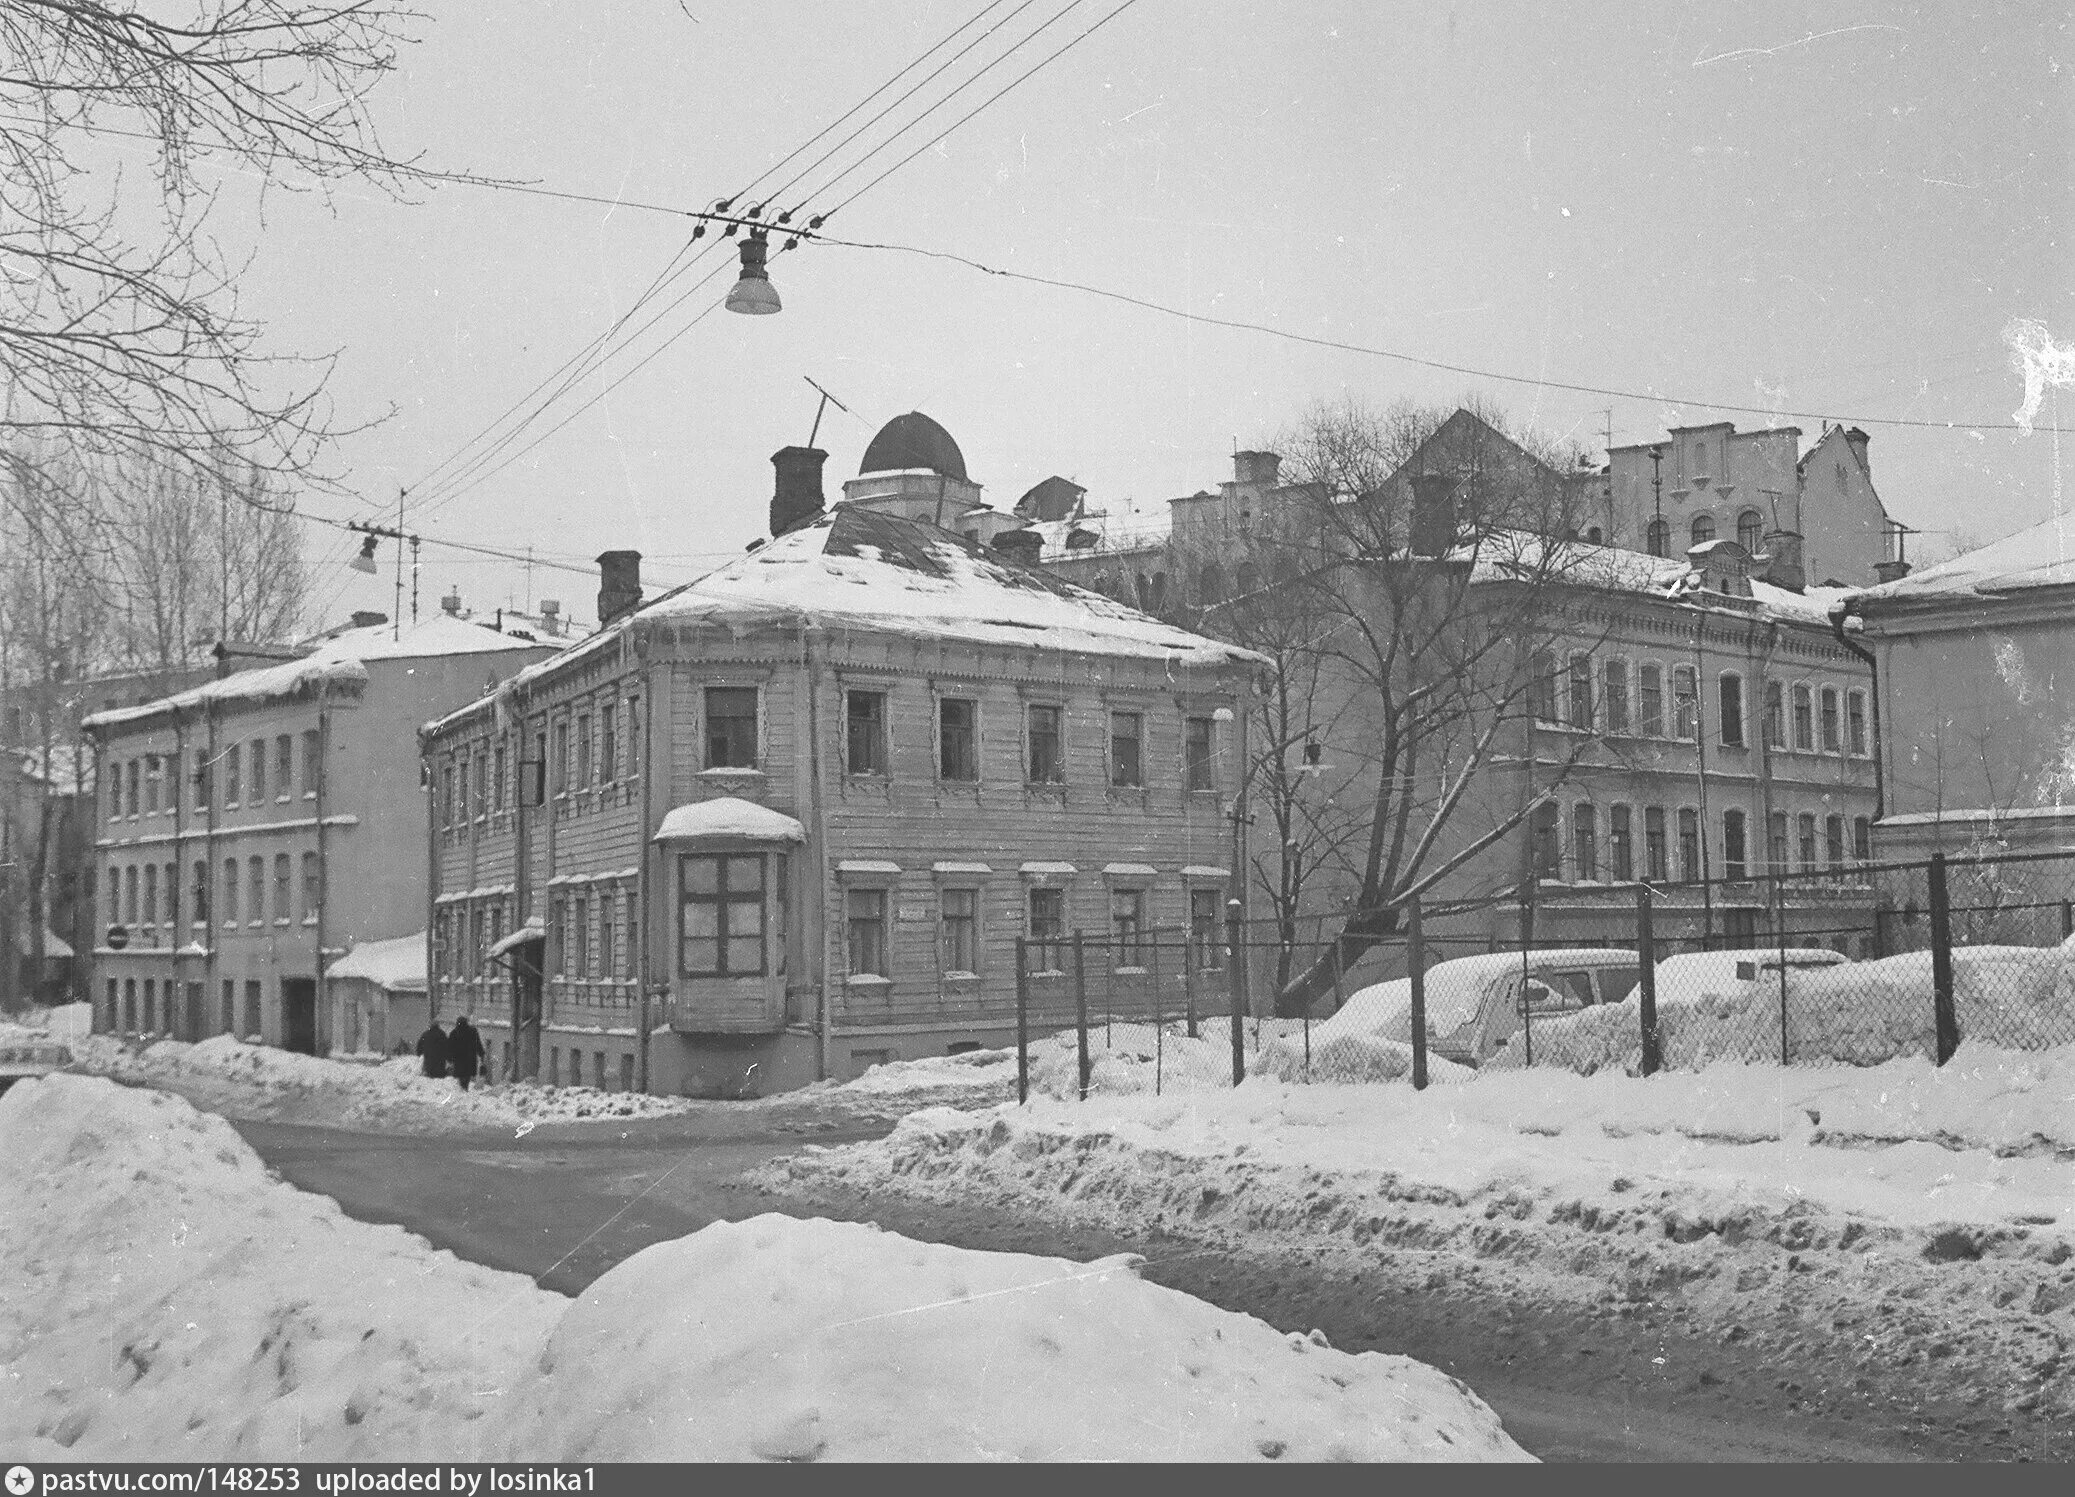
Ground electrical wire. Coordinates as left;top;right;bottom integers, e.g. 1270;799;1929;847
810;0;1148;222
398;0;1042;518
809;234;2073;436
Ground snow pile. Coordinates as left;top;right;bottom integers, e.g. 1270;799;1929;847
494;1215;1528;1463
3;1075;1528;1464
766;1047;2075;1432
3;1001;93;1044
0;1075;561;1460
1491;947;2074;1074
1022;1018;1305;1099
65;1034;702;1130
1256;1028;1474;1086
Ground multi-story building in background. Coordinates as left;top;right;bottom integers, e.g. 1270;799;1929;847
422;417;1260;1097
81;614;554;1052
1028;410;1882;974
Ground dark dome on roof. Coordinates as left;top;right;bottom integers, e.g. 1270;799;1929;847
859;411;967;482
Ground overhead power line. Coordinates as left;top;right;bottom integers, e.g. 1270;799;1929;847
811;234;2070;436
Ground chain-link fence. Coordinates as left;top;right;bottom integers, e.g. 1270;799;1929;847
1019;849;2075;1100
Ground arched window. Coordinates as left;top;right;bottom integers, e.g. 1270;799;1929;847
1690;514;1716;547
1531;802;1561;879
1736;509;1764;552
1645;517;1669;557
1718;672;1745;747
1197;564;1225;605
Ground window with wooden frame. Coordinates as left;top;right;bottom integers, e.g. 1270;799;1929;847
1846;691;1868;756
1026;703;1064;784
679;853;766;976
1644;807;1667;882
1792;685;1814;750
1718;672;1745;748
1820;687;1840;753
1567;653;1594;730
1721;809;1748;881
1638;664;1663;736
845;887;889;977
1763;680;1784;748
938;697;979;782
1671;666;1699;741
1184;716;1216;791
1027;886;1065;972
1109;710;1143;788
704;687;759;769
1601;660;1629;734
576;713;593;788
1610;805;1634;881
846;689;888;777
600;704;618;782
939;888;979;977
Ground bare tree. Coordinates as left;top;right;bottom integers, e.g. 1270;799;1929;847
1240;397;1610;1013
0;0;436;487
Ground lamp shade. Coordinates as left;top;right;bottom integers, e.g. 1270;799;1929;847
349;535;380;574
724;232;781;315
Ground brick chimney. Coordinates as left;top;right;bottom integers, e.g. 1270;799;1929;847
538;600;561;637
441;588;462;616
1760;529;1805;593
1872;558;1912;584
1844;426;1871;478
596;551;642;627
1233;450;1281;486
1409;473;1458;558
350;611;388;629
991;529;1045;566
770;446;828;536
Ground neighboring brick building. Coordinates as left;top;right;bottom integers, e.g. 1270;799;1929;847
422;419;1261;1097
81;615;553;1052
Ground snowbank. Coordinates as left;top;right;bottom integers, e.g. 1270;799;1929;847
766;1047;2075;1433
495;1215;1527;1462
63;1033;701;1130
0;1074;561;1460
2;1075;1529;1463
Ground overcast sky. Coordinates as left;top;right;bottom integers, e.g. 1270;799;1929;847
172;2;2072;628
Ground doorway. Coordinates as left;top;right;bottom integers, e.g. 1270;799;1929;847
282;977;318;1054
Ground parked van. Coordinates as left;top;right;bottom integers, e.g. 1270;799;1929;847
1315;949;1643;1069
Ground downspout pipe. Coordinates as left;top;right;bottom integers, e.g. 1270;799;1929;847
1829;597;1884;821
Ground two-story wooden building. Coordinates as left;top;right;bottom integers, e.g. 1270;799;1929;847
422;421;1262;1097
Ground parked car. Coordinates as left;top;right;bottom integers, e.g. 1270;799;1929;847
1313;949;1643;1069
1625;947;1851;1007
0;1037;71;1095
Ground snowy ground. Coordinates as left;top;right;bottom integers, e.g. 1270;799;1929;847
0;1006;1026;1132
1;1074;1527;1462
762;1043;2075;1431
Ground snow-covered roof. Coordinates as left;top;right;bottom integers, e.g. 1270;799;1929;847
325;932;427;991
652;797;807;844
84;616;546;733
640;507;1256;668
1853;513;2075;607
1026;496;1173;559
425;507;1259;742
1467;532;1852;628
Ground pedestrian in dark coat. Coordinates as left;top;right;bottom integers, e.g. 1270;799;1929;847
415;1019;449;1079
449;1014;486;1091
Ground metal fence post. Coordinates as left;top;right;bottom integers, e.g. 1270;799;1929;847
1072;930;1090;1100
1408;894;1428;1090
1776;891;1793;1067
1929;854;1958;1065
1015;936;1030;1105
1226;900;1245;1088
1182;925;1199;1038
1636;884;1659;1076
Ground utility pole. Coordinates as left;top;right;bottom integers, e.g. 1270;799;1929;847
392;487;406;640
1649;445;1666;554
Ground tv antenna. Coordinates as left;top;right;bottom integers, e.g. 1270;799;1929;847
802;376;853;449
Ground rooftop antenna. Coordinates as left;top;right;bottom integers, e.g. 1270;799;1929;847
802;375;853;448
1649;445;1666;553
392;485;405;640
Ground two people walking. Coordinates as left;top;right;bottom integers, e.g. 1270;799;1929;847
414;1013;488;1090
